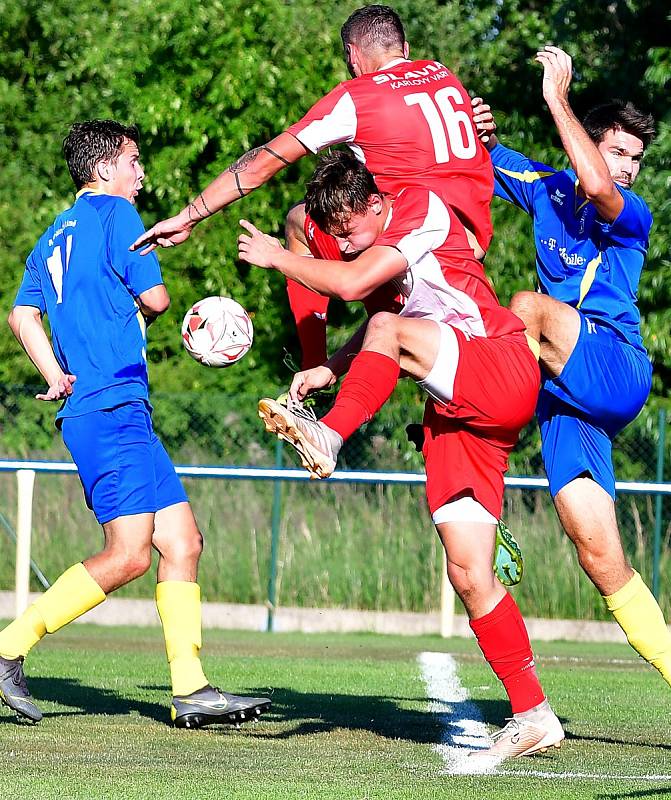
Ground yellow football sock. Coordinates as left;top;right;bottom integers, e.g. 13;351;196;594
0;605;47;659
156;581;208;697
524;333;541;361
604;570;671;686
0;563;105;659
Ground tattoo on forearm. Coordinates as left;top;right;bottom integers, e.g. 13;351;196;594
198;193;213;215
188;193;213;222
227;148;261;199
188;203;205;223
234;172;247;199
261;144;291;166
227;147;262;174
227;142;290;200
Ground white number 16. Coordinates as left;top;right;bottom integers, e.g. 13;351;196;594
405;87;477;162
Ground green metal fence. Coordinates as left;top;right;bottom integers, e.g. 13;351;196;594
0;387;668;621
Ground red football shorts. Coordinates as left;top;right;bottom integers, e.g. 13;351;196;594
422;329;540;520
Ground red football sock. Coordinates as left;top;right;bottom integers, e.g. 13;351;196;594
322;351;400;441
286;279;330;369
469;593;545;714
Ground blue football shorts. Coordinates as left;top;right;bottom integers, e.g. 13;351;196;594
61;400;188;524
537;314;652;499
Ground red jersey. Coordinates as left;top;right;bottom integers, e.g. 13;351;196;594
288;58;494;250
375;188;522;339
304;213;342;261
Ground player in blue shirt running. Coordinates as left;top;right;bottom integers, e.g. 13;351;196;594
480;46;671;688
0;120;270;728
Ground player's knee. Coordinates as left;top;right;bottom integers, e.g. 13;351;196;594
574;538;623;585
155;525;203;564
181;527;204;562
446;561;492;604
115;550;153;582
366;311;400;344
509;291;541;327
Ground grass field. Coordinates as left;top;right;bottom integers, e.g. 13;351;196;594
0;624;668;799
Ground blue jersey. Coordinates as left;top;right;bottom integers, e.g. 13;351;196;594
490;142;652;352
15;190;164;421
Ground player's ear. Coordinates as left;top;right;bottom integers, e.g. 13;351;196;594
403;41;409;59
346;43;361;77
369;194;383;215
96;159;113;182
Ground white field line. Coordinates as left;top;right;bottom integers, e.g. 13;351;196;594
418;651;499;775
418;651;671;782
498;769;671;781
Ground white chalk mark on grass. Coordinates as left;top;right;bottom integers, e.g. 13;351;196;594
419;650;671;783
418;651;498;775
499;769;671;781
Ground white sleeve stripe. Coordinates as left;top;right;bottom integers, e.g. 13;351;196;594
395;192;451;267
293;92;358;153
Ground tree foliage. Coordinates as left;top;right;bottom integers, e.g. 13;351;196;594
0;0;669;411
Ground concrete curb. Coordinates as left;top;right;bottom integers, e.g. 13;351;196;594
0;591;630;643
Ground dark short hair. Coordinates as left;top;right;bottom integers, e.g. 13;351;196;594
305;150;381;233
63;119;140;189
341;5;405;52
582;100;655;149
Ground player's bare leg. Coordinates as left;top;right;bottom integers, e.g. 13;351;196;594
554;478;631;595
152;501;202;583
509;291;581;376
555;477;671;684
152;502;271;728
360;312;441;380
84;513;155;593
0;514;152;723
438;519;564;759
437;520;506;620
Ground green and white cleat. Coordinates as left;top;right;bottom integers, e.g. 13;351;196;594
493;519;524;586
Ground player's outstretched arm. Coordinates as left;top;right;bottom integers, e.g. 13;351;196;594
131;133;309;254
537;45;623;222
239;220;406;301
8;306;76;401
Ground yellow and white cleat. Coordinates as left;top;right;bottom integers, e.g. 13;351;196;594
258;397;342;479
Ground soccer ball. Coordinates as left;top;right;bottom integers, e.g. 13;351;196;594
181;296;253;367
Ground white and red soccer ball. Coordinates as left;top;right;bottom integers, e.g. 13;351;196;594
181;296;253;367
